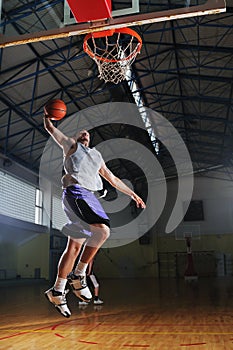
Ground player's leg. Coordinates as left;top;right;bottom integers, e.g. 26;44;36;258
64;187;110;302
45;237;85;317
68;223;110;302
89;273;104;305
57;237;85;278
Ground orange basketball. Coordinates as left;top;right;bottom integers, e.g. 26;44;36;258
44;99;67;120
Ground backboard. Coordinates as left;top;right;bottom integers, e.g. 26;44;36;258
0;0;226;48
175;224;201;240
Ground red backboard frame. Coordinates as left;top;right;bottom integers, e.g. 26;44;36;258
0;0;226;48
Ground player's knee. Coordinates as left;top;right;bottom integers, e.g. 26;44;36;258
97;225;110;242
102;225;110;240
66;239;83;257
91;224;110;242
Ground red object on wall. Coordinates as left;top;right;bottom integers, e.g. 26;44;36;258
184;237;198;280
66;0;112;22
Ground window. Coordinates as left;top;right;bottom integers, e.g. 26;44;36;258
35;188;43;225
0;171;37;223
0;170;44;225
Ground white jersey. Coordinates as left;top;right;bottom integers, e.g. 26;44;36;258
63;143;104;191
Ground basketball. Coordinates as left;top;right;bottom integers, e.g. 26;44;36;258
44;99;67;120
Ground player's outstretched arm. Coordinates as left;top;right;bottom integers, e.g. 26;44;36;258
99;163;146;209
43;115;74;154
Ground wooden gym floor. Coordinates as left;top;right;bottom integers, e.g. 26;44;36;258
1;277;233;350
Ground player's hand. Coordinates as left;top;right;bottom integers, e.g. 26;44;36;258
131;193;146;209
43;106;51;118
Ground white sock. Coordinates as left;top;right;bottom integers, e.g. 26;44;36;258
74;261;88;276
54;277;67;293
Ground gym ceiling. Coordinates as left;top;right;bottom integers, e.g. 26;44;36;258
0;0;233;184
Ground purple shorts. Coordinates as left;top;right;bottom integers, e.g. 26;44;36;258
62;184;110;239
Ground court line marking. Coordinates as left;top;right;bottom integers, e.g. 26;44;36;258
123;345;150;348
180;343;207;347
54;333;65;338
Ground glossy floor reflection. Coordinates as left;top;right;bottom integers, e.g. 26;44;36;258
1;277;233;349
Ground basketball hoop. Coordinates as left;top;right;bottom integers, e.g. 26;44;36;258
83;28;142;84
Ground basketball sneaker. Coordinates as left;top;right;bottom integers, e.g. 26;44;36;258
45;288;71;318
94;298;104;305
67;272;92;302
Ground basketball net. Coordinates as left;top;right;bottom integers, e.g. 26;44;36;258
83;28;142;84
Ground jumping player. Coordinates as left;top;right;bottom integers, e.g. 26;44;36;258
43;114;146;317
